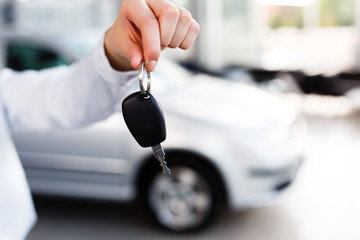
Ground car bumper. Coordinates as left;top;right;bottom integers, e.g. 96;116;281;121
228;156;303;209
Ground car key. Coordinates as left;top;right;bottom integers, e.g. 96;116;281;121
122;63;171;177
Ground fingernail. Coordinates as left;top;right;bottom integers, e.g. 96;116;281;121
131;57;141;70
130;59;135;69
146;60;157;72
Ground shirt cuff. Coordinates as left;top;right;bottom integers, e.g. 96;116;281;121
92;34;137;87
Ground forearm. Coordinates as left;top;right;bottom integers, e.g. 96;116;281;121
0;37;137;132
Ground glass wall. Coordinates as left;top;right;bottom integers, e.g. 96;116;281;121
319;0;355;26
267;6;303;28
2;0;121;34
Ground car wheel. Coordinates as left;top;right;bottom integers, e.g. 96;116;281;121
140;155;223;232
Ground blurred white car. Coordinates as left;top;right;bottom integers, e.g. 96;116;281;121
1;33;307;232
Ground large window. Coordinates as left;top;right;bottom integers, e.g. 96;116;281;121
223;0;249;30
263;0;356;29
319;0;355;26
267;6;303;28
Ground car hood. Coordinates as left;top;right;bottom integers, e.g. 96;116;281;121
157;73;296;132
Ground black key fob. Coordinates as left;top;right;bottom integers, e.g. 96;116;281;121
122;91;166;148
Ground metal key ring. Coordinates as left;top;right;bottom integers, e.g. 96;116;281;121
138;61;151;98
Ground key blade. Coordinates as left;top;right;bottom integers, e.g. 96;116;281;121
152;144;171;177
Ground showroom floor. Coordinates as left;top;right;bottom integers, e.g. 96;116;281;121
27;95;360;240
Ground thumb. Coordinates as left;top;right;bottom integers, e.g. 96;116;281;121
104;28;143;71
127;43;143;70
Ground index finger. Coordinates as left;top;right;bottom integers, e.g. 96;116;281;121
125;0;161;71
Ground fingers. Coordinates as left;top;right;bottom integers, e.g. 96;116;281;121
168;7;193;48
147;1;199;50
111;0;200;72
145;0;180;49
125;0;161;71
179;19;200;50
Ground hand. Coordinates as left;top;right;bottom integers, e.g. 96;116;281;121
104;0;200;72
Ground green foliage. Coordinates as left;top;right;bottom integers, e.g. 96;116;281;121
320;0;355;26
268;7;304;29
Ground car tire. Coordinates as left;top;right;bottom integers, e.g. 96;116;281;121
139;154;224;232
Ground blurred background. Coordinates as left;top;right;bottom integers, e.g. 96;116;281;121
1;0;360;239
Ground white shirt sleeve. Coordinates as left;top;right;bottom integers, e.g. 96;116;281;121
0;35;138;132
